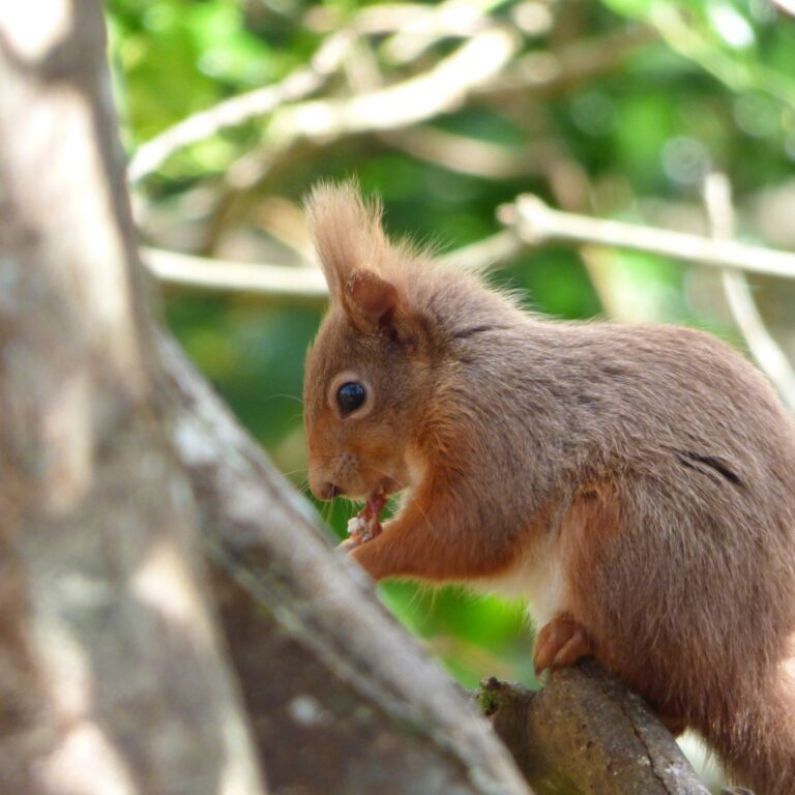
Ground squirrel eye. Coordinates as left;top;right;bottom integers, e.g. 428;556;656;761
337;381;367;415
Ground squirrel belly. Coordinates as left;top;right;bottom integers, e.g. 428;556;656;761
303;182;795;794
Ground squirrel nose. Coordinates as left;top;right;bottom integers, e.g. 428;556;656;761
319;482;341;501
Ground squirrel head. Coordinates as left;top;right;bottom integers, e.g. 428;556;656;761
303;182;439;502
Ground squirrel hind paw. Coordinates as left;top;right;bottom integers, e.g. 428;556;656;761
534;614;593;676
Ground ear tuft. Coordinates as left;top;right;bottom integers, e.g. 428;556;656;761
305;180;431;349
304;180;385;303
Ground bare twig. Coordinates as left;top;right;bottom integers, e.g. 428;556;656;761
267;27;519;143
502;195;795;281
704;173;795;412
142;228;524;300
128;32;354;183
379;126;553;179
476;25;657;100
147;25;520;249
131;18;657;260
307;2;480;38
379;0;509;65
264;27;652;148
438;230;525;271
172;25;652;250
146;192;795;313
143;247;327;301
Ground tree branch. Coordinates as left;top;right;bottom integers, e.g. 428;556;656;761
141;229;525;300
143;189;795;304
267;27;519;143
155;333;534;795
703;173;795;411
501;195;795;280
476;25;657;101
772;0;795;20
377;0;509;65
379;125;555;180
482;662;711;794
128;31;354;183
142;246;328;302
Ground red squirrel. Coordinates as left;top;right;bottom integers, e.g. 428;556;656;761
302;182;795;794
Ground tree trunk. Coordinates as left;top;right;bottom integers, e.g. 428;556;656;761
0;4;264;792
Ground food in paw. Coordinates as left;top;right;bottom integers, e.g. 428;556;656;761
346;489;387;547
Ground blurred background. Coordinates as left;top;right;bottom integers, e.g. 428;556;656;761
107;0;795;785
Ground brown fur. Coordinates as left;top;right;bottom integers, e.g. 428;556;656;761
303;182;795;793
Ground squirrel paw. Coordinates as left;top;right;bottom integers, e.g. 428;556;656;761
534;614;593;676
338;537;358;553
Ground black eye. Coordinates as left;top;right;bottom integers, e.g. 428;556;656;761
337;381;367;415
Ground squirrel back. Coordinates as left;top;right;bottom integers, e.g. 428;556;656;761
303;182;795;793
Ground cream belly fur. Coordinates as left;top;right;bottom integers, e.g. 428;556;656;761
474;532;568;630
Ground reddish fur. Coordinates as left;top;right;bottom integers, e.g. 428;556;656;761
303;182;795;793
352;475;530;583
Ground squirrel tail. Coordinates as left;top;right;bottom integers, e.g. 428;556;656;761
714;659;795;794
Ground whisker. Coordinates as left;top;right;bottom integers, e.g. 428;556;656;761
280;467;308;479
407;585;427;612
264;393;304;406
296;477;311;497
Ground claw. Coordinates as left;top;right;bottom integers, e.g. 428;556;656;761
534;614;593;676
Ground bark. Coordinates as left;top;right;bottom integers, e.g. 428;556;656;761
482;663;710;795
0;3;263;793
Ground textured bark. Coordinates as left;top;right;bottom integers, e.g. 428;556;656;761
0;3;264;793
157;334;534;795
482;662;711;794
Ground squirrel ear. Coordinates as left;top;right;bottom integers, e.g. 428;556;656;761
344;270;399;332
344;269;431;351
304;181;431;347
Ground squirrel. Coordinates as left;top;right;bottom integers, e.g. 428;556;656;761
302;182;795;794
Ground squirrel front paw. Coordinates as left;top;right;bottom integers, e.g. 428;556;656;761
534;614;593;676
338;537;358;553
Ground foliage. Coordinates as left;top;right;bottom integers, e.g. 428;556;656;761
107;0;795;713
